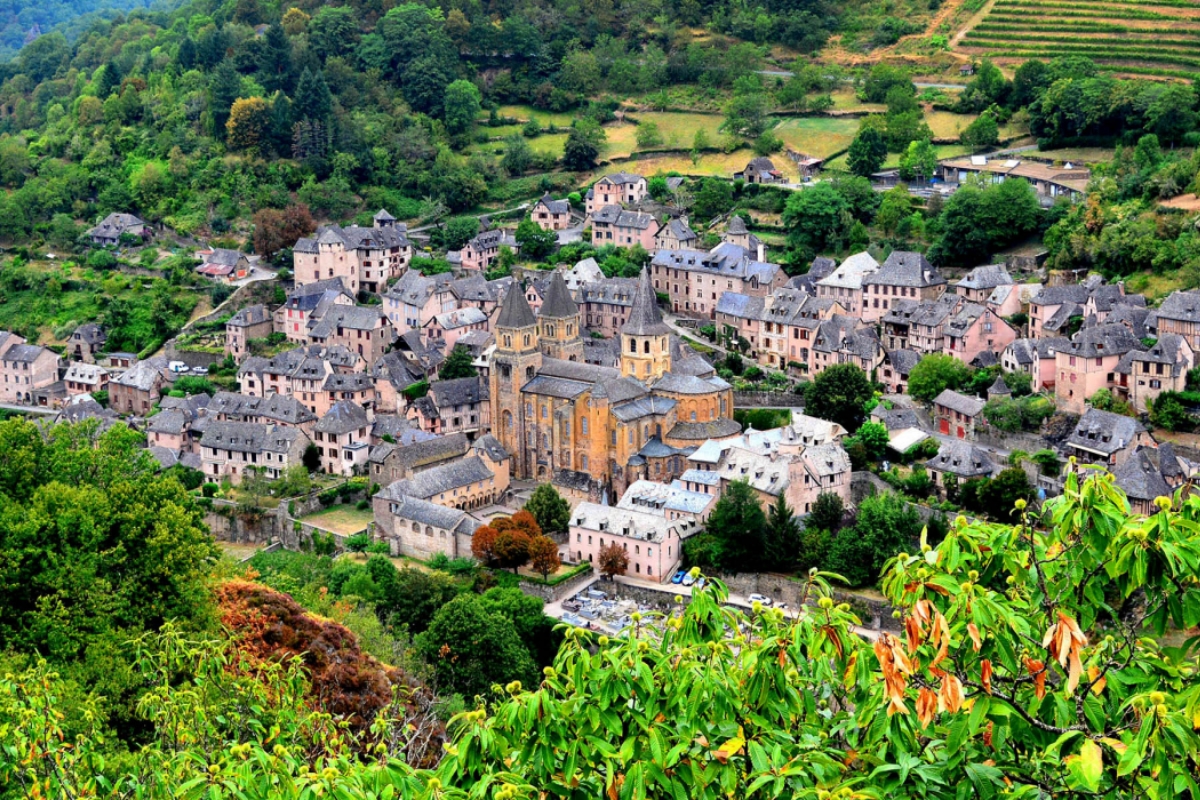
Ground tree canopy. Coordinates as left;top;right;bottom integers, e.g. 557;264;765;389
804;363;875;433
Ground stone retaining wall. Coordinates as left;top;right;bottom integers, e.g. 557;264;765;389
733;392;805;408
519;565;597;602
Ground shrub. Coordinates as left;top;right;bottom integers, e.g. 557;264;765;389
345;533;371;552
201;483;219;498
356;499;370;511
318;488;340;507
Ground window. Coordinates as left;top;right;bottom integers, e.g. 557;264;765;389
581;418;589;436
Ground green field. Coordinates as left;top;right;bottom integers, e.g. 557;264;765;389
772;116;861;158
300;505;374;536
957;0;1200;79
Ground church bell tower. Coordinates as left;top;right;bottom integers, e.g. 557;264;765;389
490;283;542;478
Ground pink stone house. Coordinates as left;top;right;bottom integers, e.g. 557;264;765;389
1055;324;1144;414
942;303;1017;364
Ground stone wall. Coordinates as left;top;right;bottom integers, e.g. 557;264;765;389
733;392;805;409
519;565;598;602
972;428;1048;455
204;499;284;544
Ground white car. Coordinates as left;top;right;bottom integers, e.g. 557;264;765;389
168;361;189;373
747;593;773;606
681;573;697;586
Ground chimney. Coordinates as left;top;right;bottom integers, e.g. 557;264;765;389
757;242;765;262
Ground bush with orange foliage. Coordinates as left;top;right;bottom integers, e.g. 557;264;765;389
215;580;443;763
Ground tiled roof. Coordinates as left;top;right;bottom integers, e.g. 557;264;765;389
816;251;880;290
376;491;480;535
591;204;654;230
228;304;271;327
203;421;305;454
539;270;579;319
495;282;538;329
956;264;1013;291
209;391;317;425
927;441;995;477
431;376;487;407
536;193;570;214
863;251;945;288
1063;323;1144;359
1113;446;1172;501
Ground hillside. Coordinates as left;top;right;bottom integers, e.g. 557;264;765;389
0;0;168;62
956;0;1200;80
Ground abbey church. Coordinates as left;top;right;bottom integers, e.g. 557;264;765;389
490;269;741;496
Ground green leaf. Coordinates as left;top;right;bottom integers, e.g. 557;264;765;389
1068;740;1102;793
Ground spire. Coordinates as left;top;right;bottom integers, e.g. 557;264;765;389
496;283;536;329
622;268;671;336
539;270;579;319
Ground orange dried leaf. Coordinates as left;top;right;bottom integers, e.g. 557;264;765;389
981;659;993;695
940;674;965;714
967;623;982;652
916;687;939;729
1087;665;1106;695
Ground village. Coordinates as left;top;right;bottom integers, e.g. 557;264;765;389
0;160;1191;619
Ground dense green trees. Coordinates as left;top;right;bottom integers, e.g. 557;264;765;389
524;483;570;535
804;363;875;433
416;593;537;697
927;178;1042;267
847;126;887;177
438;345;477;380
685;479;767;572
826;490;922;586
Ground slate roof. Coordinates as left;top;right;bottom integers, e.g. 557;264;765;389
228;304;271;327
597;172;644;187
1067;408;1147;457
449;274;498;305
927;441;995;478
620;479;710;515
209;391;317;425
374;209;396;223
681;468;721;486
580;277;638;307
432;307;487;329
1043;302;1082;333
315;400;371;435
73;323;106;344
727;215;748;235
1113;447;1173;502
863;251;945;288
112;357;165;390
145;408;189;436
1108;305;1152;339
63;363;107;383
3;343;50;363
376;492;480;535
934;389;987;417
472;434;509;462
203;421;305;454
715;292;765;319
536;193;570;214
653;373;722;395
886;349;921;375
611;396;676;422
323;371;374;392
591;205;654;230
308;222;409;251
651;243;782;285
539;270;579;319
1156;290;1200;323
496;282;538;329
1134;334;1188;369
956;264;1013;291
804;443;852;477
667;418;742;441
1063;323;1144;359
203;248;245;268
1089;284;1146;313
370;431;469;468
873;407;921;430
989;376;1011;396
1006;338;1038;365
88;212;143;238
431;376;487;407
386;270;451;307
372;351;425;392
1031;284;1090;306
282;278;352;311
388;455;494;499
465;228;518;251
622;269;671;336
816;252;880;290
308;305;388;338
657;217;697;243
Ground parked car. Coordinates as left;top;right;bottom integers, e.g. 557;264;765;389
191;366;209;375
681;573;696;586
747;593;773;606
671;570;686;584
695;578;706;591
168;361;189;373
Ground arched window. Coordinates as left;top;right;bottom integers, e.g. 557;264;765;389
581;417;589;436
504;335;511;347
629;338;637;353
643;340;650;354
425;526;433;536
581;454;589;471
503;410;513;430
524;334;531;347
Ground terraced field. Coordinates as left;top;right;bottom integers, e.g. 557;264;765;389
957;0;1200;80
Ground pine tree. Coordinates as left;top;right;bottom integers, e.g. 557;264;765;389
209;60;242;138
438;346;477;380
257;22;295;93
524;483;570;535
293;68;333;122
96;62;121;99
764;495;802;572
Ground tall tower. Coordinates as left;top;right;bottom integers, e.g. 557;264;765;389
490;283;542;479
620;268;672;382
537;270;584;362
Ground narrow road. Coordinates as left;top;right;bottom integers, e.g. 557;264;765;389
755;72;967;91
407;202;533;235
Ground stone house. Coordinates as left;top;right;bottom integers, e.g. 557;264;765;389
70;323;106;363
1113;445;1197;516
808;315;883;379
373;492;481;561
380;451;507;512
954;264;1014;305
1128;334;1193;413
0;342;59;405
368;431;471;486
563;257;604;292
653;218;697;251
108;358;167;415
568;501;691;582
933;389;987;439
226;304;274;361
814;252;880;318
238;345;366;416
1065;408;1154;468
1029;285;1090;338
926;440;997;494
1002;336;1069;390
860;251;947;323
579;277;638;338
585;173;647;215
196;248;252;283
1055;323;1145;414
531;194;572;231
145;406;202;454
275;278;355;343
208;391;317;433
652;242;786;319
384;270;455;335
881;349;920;394
306;305;394;364
292;213;411;295
422;307;488;353
460;229;519;272
1153;289;1200;350
200;420;311;482
943;303;1018;364
734;157;785;184
87;212;145;246
590;205;657;250
406;376;489;438
312;399;372;476
63;362;108;397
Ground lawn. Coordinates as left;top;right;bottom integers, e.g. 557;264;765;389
828;88;885;114
219;542;261;562
925;109;974;140
605;111;725;157
1034;147;1116;165
493;104;579;128
771;116;861;159
612;148;759;179
300;505;375;536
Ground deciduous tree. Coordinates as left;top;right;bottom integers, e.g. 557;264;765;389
804;363;874;433
524;483;570;535
597;541;628;579
527;536;561;581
